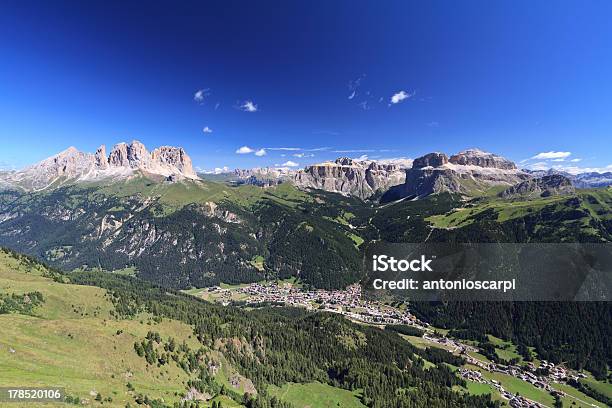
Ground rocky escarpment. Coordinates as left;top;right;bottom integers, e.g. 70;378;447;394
449;148;516;170
0;140;197;191
382;149;531;201
292;157;409;199
499;174;575;199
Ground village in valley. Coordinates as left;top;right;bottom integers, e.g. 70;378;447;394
188;281;603;408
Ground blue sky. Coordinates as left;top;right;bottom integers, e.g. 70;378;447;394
1;0;611;173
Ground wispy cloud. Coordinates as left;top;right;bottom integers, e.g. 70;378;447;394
348;91;356;100
255;148;267;157
348;74;365;90
570;158;582;162
358;101;372;110
293;153;314;158
236;146;255;154
202;126;213;133
531;151;571;160
550;164;612;175
312;130;339;136
427;121;439;127
332;149;377;153
390;90;414;105
265;147;301;151
239;100;258;112
194;88;210;103
265;146;329;152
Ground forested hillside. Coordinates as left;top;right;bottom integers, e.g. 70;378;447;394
0;247;498;408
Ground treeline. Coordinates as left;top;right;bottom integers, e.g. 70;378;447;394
70;270;498;408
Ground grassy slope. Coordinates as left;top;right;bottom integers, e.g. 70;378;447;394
268;382;365;408
0;249;217;407
427;188;612;232
0;249;381;408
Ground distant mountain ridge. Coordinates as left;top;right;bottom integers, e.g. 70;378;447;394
0;140;197;191
2;143;612;197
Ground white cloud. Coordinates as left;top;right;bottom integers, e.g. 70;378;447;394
354;155;369;161
236;146;255;154
333;149;377;153
282;160;299;167
255;148;267;157
531;151;571;160
526;161;551;171
239;100;258;112
570;158;582;162
201;166;230;174
194;89;210;103
551;164;612;175
202;126;213;133
293;153;314;158
551;158;565;162
377;157;413;167
525;161;612;175
348;91;356;100
266;146;329;152
390;90;413;104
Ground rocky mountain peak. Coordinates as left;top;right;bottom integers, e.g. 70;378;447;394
95;145;108;169
151;146;196;178
1;140;198;191
449;149;517;170
412;152;449;169
108;142;130;167
334;157;354;166
292;157;408;199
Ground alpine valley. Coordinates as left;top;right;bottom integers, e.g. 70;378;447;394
1;141;611;408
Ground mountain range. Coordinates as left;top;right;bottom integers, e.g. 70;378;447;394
0;140;611;293
2;142;611;198
0;140;196;191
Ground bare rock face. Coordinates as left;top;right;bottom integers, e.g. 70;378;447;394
382;149;531;201
292;157;408;199
127;140;152;169
151;146;196;178
412;153;449;169
450;149;516;170
108;143;130;167
499;174;575;199
2;140;198;191
95;145;108;169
